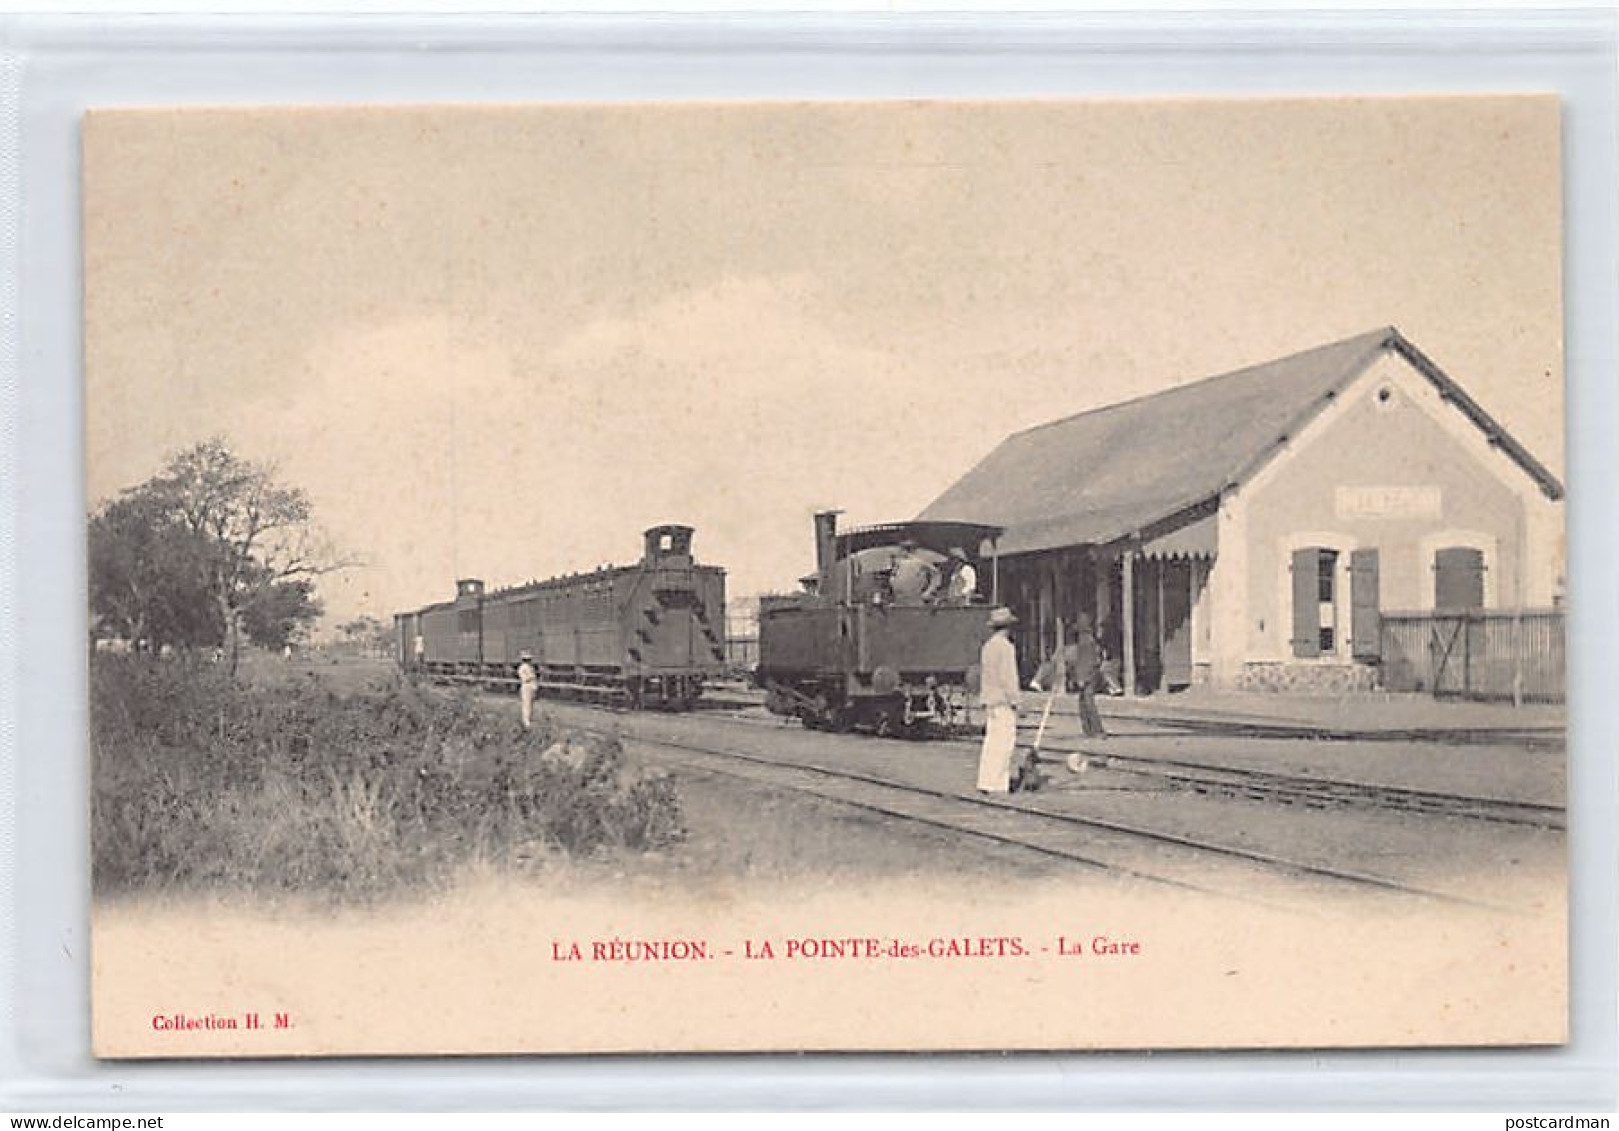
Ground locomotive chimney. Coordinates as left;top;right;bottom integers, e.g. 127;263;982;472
813;510;840;578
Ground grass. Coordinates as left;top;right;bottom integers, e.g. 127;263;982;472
90;655;685;902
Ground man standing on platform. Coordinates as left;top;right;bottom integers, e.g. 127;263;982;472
1031;614;1109;742
517;650;539;730
976;606;1021;794
1070;612;1108;739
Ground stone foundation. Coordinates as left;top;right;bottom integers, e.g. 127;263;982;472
1237;661;1378;694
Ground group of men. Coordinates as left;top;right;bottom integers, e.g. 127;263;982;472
975;606;1109;795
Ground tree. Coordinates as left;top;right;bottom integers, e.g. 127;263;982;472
89;438;352;669
337;615;390;657
88;488;223;653
240;576;324;652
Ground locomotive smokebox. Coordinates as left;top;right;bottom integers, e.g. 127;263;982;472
813;510;840;579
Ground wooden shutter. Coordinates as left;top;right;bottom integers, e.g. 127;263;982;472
1290;547;1321;658
1350;548;1381;662
1434;547;1485;610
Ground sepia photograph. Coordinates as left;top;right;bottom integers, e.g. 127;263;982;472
82;95;1567;1057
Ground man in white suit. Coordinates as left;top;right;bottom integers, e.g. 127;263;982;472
976;606;1021;794
517;651;539;730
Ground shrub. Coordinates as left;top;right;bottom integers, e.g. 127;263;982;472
90;657;685;900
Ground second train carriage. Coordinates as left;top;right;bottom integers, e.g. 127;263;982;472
756;512;1003;736
396;525;727;709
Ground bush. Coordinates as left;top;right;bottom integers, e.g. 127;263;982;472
90;657;685;900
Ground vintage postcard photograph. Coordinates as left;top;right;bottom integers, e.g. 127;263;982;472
83;96;1567;1057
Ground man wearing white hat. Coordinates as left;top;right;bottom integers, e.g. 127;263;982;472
977;607;1022;793
517;651;539;730
945;546;978;604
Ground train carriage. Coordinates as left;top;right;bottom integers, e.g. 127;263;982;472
397;525;727;709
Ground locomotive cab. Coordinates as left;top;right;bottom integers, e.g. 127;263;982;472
819;517;1000;610
757;513;1002;736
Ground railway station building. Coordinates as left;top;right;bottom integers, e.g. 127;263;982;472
919;327;1565;696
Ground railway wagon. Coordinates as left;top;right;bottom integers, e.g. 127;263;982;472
757;512;1002;736
398;525;727;709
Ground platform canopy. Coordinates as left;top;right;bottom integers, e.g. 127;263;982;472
1140;511;1217;561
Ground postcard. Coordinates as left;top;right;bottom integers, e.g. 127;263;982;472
84;96;1566;1056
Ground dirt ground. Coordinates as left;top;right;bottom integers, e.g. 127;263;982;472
234;653;1061;889
90;656;1567;1058
230;655;1565;901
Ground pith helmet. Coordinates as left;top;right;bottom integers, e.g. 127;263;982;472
987;607;1018;628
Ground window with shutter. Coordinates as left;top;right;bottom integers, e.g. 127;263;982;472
1434;547;1485;610
1316;549;1339;653
1350;548;1381;662
1290;547;1322;658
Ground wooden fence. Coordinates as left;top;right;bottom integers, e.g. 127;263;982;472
1378;609;1564;702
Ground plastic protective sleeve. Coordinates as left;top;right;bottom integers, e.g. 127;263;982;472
0;9;1615;1112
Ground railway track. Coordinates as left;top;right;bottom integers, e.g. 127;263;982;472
551;708;1517;913
445;680;1550;908
1021;741;1565;831
694;696;1565;832
700;687;1564;750
461;674;1561;835
1108;712;1565;751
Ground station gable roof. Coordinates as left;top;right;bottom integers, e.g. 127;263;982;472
919;327;1563;556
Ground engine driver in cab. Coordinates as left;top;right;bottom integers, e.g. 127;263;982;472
945;546;977;604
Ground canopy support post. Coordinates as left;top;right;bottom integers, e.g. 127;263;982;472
1122;549;1137;697
990;539;1000;604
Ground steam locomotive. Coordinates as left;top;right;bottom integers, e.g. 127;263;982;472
755;512;1003;736
395;525;727;709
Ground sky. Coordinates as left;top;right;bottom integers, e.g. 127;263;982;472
82;96;1563;625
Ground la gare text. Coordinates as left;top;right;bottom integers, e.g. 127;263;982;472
550;935;1143;963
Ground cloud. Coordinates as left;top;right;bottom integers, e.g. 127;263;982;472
205;276;998;622
528;275;974;599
